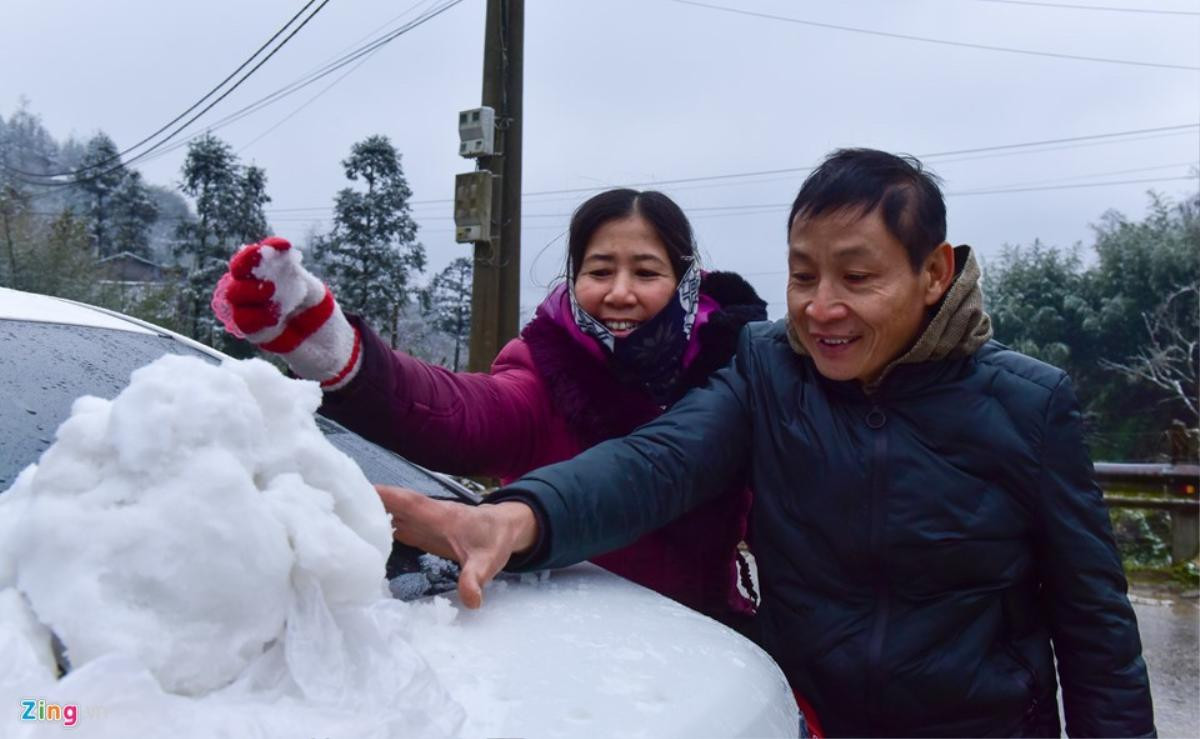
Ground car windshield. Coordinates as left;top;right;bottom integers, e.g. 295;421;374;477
0;318;477;504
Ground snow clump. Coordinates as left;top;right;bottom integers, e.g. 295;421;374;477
0;355;465;737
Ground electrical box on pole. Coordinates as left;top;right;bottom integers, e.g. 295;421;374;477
458;107;496;157
454;171;495;243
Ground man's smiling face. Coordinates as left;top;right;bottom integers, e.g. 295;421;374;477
787;207;951;385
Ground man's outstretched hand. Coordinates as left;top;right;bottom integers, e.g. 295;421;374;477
376;485;539;609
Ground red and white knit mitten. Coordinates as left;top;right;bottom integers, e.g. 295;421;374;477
212;237;362;390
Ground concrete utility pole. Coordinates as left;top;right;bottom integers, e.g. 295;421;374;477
467;0;523;372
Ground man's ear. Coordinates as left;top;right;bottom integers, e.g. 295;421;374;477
922;242;956;307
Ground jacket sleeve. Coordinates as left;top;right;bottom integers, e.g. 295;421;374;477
1034;374;1156;738
317;315;554;479
492;328;757;572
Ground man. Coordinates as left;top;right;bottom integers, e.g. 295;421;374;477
381;149;1154;737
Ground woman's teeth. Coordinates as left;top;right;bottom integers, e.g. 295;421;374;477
818;337;854;345
605;320;639;331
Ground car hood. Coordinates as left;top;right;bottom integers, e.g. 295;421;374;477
417;562;798;738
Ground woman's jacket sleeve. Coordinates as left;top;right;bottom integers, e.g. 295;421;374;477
493;328;757;572
318;315;554;479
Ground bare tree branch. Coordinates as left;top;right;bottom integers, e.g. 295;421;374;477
1100;285;1199;424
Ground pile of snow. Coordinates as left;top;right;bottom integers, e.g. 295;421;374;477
0;356;467;737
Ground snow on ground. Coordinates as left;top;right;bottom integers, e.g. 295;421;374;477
0;356;474;738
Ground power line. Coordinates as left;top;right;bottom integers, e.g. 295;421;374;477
389;127;1197;211
510;127;1199;202
946;160;1197;190
236;0;439;153
1;0;324;179
252;123;1194;211
2;0;331;183
323;0;443;61
625;173;1197;214
700;173;1199;213
351;172;1199;223
951;174;1197;196
10;0;464;198
887;129;1197;168
667;0;1200;71
98;0;336;175
919;124;1200;158
453;123;1200;201
26;172;1195;227
696;172;1199;211
129;0;1181;188
237;47;378;154
963;0;1200;16
102;0;466;171
483;128;1200;206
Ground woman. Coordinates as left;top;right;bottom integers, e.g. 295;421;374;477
211;188;768;626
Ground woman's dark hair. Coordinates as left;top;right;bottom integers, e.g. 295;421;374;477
567;189;697;281
787;148;947;270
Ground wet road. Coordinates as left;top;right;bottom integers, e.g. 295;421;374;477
1131;591;1199;739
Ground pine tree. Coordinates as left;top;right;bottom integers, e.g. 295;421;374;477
174;134;270;349
0;104;61;182
319;135;425;347
74;132;127;258
110;170;159;258
231;164;271;244
423;257;473;371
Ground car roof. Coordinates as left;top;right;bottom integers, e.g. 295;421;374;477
0;287;159;334
0;287;227;360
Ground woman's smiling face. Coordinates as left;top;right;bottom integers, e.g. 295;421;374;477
573;214;678;338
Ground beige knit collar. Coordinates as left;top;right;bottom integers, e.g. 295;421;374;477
786;245;993;392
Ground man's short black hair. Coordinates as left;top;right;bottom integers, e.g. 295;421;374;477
787;149;947;270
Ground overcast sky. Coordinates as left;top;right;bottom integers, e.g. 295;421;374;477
2;0;1197;319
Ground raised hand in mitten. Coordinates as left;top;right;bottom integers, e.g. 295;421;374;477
212;237;361;390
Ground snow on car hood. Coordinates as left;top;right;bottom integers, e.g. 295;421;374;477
0;354;797;738
428;565;799;738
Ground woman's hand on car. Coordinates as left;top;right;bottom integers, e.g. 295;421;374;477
375;484;539;609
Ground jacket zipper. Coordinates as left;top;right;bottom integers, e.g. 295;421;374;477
1004;641;1043;725
864;404;889;725
1001;589;1044;727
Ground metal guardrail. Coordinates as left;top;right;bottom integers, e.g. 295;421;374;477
1103;496;1198;511
1094;462;1199;563
1094;462;1199;490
